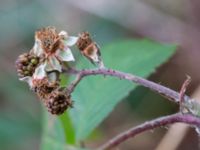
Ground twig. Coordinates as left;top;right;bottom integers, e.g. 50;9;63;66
64;68;190;103
63;68;200;149
179;76;191;112
66;73;82;94
97;113;200;150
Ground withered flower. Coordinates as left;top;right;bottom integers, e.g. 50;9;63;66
76;32;104;68
33;26;78;72
15;26;81;115
32;77;59;100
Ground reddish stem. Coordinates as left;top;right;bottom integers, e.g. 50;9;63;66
97;113;200;150
64;68;191;103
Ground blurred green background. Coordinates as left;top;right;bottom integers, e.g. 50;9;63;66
1;0;200;150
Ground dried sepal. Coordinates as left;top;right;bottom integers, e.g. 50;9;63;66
32;77;59;100
76;32;92;51
76;32;104;68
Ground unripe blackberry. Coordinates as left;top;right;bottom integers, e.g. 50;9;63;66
16;52;40;78
45;89;73;115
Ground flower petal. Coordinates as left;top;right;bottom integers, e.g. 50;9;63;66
20;76;33;87
63;36;78;46
33;39;43;56
56;48;75;62
33;63;46;79
59;30;68;37
45;56;62;72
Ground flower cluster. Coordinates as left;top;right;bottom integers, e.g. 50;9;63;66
16;27;103;115
15;26;78;115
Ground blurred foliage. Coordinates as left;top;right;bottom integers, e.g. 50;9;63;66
40;111;66;150
0;71;41;150
127;86;178;119
0;1;57;150
40;39;176;149
41;111;86;150
0;0;183;149
69;39;176;141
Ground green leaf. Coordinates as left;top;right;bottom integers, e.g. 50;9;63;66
40;111;87;150
69;39;177;140
59;113;76;144
41;71;78;149
42;137;86;150
0;73;41;150
59;73;76;144
40;111;66;150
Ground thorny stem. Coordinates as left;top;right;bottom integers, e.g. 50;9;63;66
97;113;200;150
63;67;200;149
64;67;190;103
66;73;82;94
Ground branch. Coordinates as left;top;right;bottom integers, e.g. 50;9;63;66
64;67;190;103
63;68;200;149
97;113;200;150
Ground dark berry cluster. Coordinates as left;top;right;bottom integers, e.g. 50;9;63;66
45;89;73;115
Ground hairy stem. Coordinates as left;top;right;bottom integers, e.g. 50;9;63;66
64;68;190;103
63;67;200;149
97;113;200;150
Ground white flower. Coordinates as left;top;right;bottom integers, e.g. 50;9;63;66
32;27;78;72
18;27;78;89
59;31;78;46
33;38;43;57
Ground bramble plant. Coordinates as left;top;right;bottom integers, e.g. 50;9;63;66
16;26;200;150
